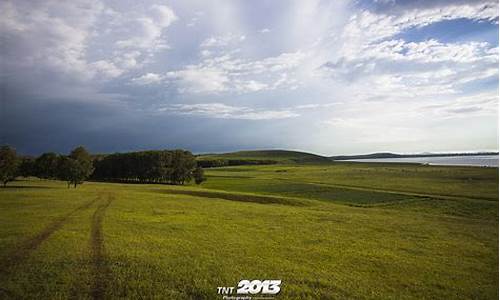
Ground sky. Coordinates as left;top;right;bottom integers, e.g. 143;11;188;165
1;0;498;156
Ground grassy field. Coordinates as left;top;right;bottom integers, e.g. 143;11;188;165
0;161;498;299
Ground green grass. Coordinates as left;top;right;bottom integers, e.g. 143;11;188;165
203;163;499;201
0;162;498;299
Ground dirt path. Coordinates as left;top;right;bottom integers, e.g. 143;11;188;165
89;194;114;300
0;196;99;275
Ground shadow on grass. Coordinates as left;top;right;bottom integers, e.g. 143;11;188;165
1;185;56;189
155;188;309;206
0;287;19;299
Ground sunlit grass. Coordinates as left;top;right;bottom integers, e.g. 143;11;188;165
0;162;497;299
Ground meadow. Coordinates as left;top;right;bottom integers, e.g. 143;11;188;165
0;160;498;299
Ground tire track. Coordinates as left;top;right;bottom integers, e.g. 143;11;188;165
89;194;114;300
0;286;19;299
0;196;99;276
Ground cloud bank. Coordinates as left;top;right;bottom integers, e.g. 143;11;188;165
1;0;498;155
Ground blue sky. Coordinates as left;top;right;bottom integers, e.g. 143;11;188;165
1;0;498;155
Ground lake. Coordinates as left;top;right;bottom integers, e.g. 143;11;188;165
344;155;499;167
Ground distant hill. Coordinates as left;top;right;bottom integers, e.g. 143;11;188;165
197;150;331;167
331;152;499;161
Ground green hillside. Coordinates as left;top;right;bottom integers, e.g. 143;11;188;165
198;150;331;164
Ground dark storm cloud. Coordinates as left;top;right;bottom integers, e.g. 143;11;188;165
1;90;298;155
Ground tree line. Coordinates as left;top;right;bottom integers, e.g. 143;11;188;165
1;145;94;188
0;145;205;188
92;150;205;184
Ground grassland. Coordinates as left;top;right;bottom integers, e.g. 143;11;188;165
0;161;498;299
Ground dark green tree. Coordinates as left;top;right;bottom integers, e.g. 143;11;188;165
91;149;201;185
171;150;196;184
0;145;19;187
18;157;36;177
57;146;94;188
69;146;94;187
70;146;93;167
57;156;82;188
193;166;206;185
35;152;59;179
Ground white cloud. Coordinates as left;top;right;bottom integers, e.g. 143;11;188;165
0;1;178;81
200;50;212;57
166;67;230;93
91;60;124;78
0;0;104;78
341;39;497;64
294;103;340;109
320;2;499;103
186;10;205;27
159;103;299;120
330;3;499;94
131;72;164;85
323;38;498;99
115;9;176;51
234;80;268;93
200;34;246;48
164;51;305;94
150;4;177;27
102;4;176;75
341;3;498;48
114;51;141;69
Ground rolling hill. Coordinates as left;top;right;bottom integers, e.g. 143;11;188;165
197;150;332;165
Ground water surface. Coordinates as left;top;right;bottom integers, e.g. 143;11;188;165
344;155;499;167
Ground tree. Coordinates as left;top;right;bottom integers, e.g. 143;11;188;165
91;149;201;185
170;150;196;184
35;152;59;179
18;157;36;178
57;157;81;188
0;146;19;187
57;146;94;188
193;166;206;185
69;146;94;183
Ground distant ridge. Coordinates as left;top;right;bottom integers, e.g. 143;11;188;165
197;150;331;167
196;150;498;167
331;152;499;161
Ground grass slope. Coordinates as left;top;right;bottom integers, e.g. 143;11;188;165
203;163;499;202
198;150;332;163
0;162;497;299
